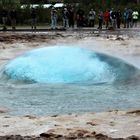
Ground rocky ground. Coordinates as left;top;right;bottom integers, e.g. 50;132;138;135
0;110;140;140
0;30;140;139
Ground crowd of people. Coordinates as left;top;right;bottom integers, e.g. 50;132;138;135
51;6;139;30
0;6;139;31
97;8;139;29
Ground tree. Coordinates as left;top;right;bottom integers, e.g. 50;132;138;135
0;0;20;7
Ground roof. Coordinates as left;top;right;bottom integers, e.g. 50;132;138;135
21;3;64;9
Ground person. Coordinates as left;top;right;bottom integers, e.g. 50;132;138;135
76;8;84;27
62;7;69;28
126;8;133;28
116;9;122;28
10;8;17;30
123;8;127;28
109;8;113;25
1;8;8;31
51;7;57;29
132;10;139;27
103;9;110;29
88;9;96;27
111;9;117;29
31;8;37;30
98;10;103;29
68;7;74;28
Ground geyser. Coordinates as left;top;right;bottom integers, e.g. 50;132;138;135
3;46;138;84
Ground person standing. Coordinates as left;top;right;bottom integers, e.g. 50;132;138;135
103;9;110;29
76;8;84;27
126;8;133;28
116;9;122;28
98;10;103;29
109;8;113;26
1;8;8;31
31;8;37;30
111;9;117;29
132;10;139;27
51;7;57;29
88;9;96;27
68;7;74;28
62;7;69;28
123;8;127;28
10;8;17;30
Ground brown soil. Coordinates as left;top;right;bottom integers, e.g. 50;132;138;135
0;133;139;140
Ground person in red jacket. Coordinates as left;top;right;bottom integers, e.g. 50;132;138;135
103;9;110;29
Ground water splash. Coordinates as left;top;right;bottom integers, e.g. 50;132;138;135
2;46;139;84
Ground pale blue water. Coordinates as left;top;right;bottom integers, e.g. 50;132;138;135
3;46;138;84
0;46;140;116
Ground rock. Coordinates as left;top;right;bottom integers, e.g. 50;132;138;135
127;110;140;115
0;135;43;140
24;115;37;119
86;121;97;126
115;36;124;41
83;131;96;138
51;115;58;117
3;125;9;127
40;132;63;139
40;129;94;139
0;135;27;140
127;135;140;140
109;121;116;126
0;134;139;140
94;133;109;140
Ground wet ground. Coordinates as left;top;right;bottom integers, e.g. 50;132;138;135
0;30;140;139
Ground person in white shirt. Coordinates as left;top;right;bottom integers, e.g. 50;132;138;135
132;10;139;27
88;9;96;27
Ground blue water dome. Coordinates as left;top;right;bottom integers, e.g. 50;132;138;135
3;46;137;84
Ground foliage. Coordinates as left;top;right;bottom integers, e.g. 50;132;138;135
0;0;20;7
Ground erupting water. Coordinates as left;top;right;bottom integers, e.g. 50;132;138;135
3;46;138;84
0;46;140;116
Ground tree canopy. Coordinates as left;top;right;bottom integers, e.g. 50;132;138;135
0;0;20;7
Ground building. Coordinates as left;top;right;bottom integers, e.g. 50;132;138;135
20;0;63;4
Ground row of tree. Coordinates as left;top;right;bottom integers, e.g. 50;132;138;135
0;0;139;5
0;0;140;25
